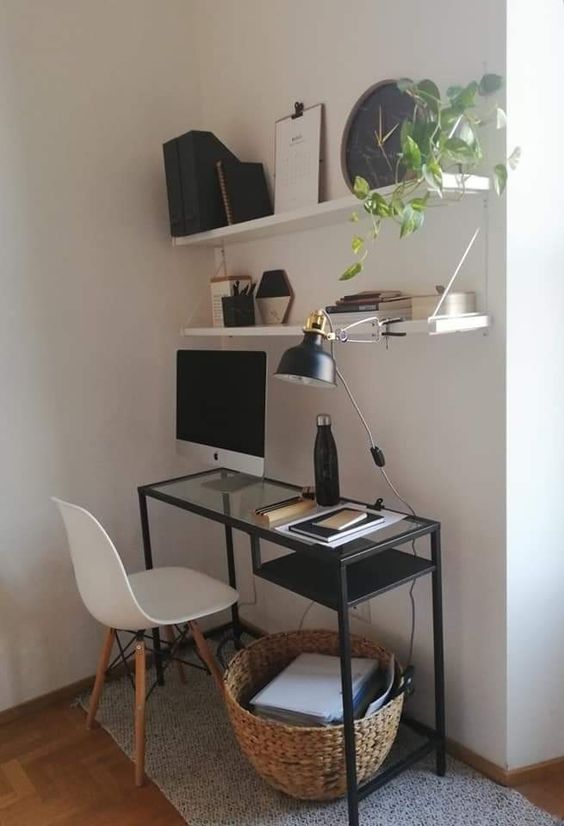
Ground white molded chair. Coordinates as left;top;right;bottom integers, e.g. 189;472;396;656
53;497;238;786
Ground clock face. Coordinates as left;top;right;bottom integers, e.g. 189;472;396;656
341;81;416;191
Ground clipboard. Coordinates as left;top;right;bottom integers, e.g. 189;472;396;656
274;101;322;214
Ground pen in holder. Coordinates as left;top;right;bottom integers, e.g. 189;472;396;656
222;294;255;327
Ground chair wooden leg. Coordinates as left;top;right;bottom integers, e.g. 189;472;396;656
164;625;187;685
134;635;147;787
86;627;115;730
189;621;224;694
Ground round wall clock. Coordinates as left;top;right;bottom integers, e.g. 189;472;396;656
341;80;415;191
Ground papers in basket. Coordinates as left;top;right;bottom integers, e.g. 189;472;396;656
250;652;398;726
250;652;379;726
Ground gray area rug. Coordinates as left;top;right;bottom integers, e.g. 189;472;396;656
79;642;561;826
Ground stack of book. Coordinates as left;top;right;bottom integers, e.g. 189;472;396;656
325;291;442;321
325;290;403;316
286;506;383;545
250;652;393;726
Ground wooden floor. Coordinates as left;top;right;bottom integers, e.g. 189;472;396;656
0;701;562;825
0;703;183;825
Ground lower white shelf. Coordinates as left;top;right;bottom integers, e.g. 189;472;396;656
181;314;491;338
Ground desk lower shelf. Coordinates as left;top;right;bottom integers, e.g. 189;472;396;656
254;548;434;610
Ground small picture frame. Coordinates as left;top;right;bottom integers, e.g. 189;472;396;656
255;270;294;325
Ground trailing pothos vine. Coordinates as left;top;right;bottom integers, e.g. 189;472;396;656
342;74;520;280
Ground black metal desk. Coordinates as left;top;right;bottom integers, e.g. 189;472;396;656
138;468;445;826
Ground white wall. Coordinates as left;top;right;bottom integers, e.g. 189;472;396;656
3;0;559;774
189;0;509;766
0;0;211;709
506;0;564;767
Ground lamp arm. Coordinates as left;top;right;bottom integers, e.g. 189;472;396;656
322;307;387;469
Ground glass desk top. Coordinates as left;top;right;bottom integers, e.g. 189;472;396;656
140;469;435;560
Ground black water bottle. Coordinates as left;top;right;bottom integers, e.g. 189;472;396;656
314;414;340;506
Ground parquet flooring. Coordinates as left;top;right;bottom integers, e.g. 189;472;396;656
0;700;561;825
0;703;183;825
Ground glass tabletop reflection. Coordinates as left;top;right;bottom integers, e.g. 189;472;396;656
141;469;431;556
145;470;299;523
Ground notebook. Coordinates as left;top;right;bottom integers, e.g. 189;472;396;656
288;507;384;543
216;159;272;225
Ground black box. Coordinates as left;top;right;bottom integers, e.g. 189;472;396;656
163;130;237;237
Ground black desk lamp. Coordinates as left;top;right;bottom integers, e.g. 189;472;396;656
275;228;482;472
275;309;387;468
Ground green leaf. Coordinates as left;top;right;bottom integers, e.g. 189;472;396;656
493;163;508;196
479;73;503;96
390;193;405;218
363;191;391;217
340;262;363;281
368;219;381;240
349;211;360;223
457;119;477;146
496;107;507;129
415;79;441;113
353;175;370;200
440;105;460;131
411;120;439;158
450;81;479;113
399;204;424;238
508;146;521;170
400;119;413;147
422;161;443;195
410;194;429;212
402;134;422;170
351;235;364;255
444;137;477;164
446;85;463;100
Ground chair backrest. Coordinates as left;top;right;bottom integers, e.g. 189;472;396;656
52;498;149;631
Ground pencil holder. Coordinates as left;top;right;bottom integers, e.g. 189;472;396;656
221;294;255;327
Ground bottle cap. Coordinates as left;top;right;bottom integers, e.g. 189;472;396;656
317;413;331;426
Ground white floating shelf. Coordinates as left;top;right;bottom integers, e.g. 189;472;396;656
181;324;304;337
173;174;490;248
181;313;490;338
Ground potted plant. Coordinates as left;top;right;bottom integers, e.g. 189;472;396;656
342;74;519;280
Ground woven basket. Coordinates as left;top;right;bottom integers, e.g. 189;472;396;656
224;629;404;800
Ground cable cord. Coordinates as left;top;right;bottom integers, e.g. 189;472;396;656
298;600;315;630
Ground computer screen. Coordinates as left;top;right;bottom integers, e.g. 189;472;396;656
176;350;267;476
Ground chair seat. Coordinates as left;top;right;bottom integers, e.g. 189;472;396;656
128;566;238;626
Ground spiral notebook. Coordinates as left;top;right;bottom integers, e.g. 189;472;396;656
216;159;272;225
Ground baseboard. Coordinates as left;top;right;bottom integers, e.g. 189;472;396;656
447;739;564;787
0;676;95;727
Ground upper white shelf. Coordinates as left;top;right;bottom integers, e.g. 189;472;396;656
181;313;490;338
172;174;490;249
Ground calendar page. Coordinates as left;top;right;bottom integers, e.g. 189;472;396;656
274;104;322;214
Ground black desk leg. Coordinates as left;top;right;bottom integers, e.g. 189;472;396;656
338;566;359;826
431;528;446;775
224;525;242;648
138;490;165;687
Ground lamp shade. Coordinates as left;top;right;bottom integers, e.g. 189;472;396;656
275;332;336;387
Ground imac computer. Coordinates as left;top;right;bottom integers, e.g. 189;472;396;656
176;350;267;489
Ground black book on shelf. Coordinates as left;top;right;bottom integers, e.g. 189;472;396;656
163;130;238;237
216;159;273;225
